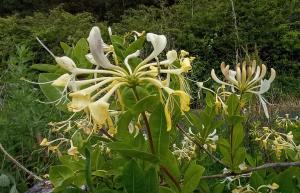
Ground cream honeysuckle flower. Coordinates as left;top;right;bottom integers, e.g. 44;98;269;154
87;26;115;69
67;140;79;156
140;33;167;65
51;73;71;87
36;38;77;73
211;60;276;118
68;92;91;112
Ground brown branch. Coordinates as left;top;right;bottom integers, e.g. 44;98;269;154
176;124;227;167
160;165;181;191
132;87;155;154
201;162;300;180
0;143;43;181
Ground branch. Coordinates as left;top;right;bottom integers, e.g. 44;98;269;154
0;143;43;181
176;124;227;167
201;162;300;180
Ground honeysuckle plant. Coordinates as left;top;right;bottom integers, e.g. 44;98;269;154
28;26;300;193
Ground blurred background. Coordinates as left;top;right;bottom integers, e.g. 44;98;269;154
0;0;299;191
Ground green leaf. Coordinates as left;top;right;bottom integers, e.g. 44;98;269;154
182;161;205;193
160;151;180;185
218;138;231;165
31;64;59;72
274;167;300;192
92;170;108;177
150;104;169;157
60;42;72;56
205;92;215;108
159;186;175;193
125;36;145;56
59;155;85;171
0;174;10;187
73;38;90;68
10;185;18;193
212;183;225;193
233;147;246;167
116;110;134;141
49;165;73;187
85;148;95;193
145;167;159;193
131;94;160;115
122;160;145;193
250;171;265;189
109;142;159;164
226;94;239;116
38;73;68;111
111;35;125;61
73;38;88;57
232;123;244;152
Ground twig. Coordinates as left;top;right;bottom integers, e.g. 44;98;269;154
160;165;181;191
201;162;300;180
132;87;155;154
176;124;227;166
0;143;43;181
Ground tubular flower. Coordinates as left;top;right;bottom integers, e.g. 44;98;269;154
163;87;191;131
37;26;193;134
211;60;276;118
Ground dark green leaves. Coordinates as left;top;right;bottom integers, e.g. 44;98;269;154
109;142;159;164
226;94;240;116
150;104;169;157
49;165;73;187
122;160;146;193
182;161;205;193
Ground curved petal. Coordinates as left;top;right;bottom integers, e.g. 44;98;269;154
124;50;140;74
140;33;167;65
85;53;97;65
87;26;115;69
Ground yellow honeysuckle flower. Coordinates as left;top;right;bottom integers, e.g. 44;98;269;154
173;90;191;112
180;58;192;72
67;141;79;156
88;100;110;127
68;92;91;112
164;99;172;131
40;138;50;146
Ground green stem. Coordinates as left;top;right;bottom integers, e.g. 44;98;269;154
230;93;243;167
132;87;181;191
131;87;155;154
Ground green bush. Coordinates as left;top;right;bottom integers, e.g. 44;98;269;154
112;0;300;97
0;45;67;191
0;8;96;65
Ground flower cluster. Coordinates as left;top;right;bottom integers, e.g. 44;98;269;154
209;60;276;118
37;26;194;154
189;127;219;151
275;114;299;128
254;127;300;159
232;183;279;193
172;136;196;161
